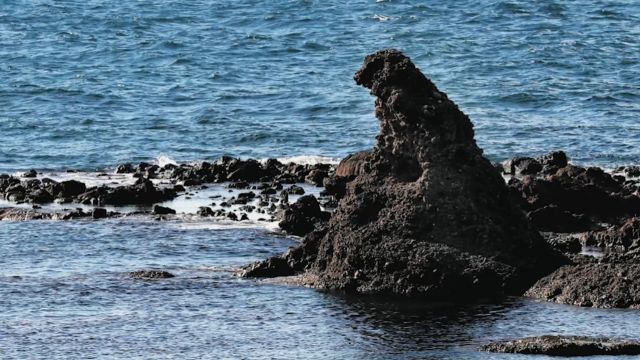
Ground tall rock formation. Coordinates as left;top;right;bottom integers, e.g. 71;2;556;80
244;49;567;299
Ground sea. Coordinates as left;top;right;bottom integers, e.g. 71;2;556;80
1;1;639;359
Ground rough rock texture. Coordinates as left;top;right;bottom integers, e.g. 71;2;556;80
508;161;640;231
582;217;640;252
335;150;373;177
244;49;567;299
482;335;640;356
278;195;330;236
526;263;640;308
129;270;175;280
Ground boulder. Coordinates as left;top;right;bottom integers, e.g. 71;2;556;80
482;335;640;356
503;157;542;175
58;180;87;198
278;195;330;236
153;205;176;215
92;208;108;219
335;150;373;177
244;49;567;299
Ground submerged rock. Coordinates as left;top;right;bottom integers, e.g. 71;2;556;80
243;49;567;299
482;335;640;356
129;270;175;280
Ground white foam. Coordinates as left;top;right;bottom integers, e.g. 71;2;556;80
155;154;178;168
275;155;340;165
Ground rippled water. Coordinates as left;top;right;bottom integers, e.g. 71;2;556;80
2;1;640;358
2;220;640;360
1;0;639;172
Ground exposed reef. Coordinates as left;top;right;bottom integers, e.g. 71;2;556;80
482;335;640;356
243;49;568;300
0;159;337;226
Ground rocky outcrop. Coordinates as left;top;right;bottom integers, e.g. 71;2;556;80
0;207;116;221
482;335;640;356
506;156;640;232
243;49;567;299
526;262;640;308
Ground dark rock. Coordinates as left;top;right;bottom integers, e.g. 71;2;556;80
244;50;567;299
129;270;175;279
527;205;595;233
283;185;305;195
526;263;640;308
116;163;135;173
87;178;177;206
482;335;640;356
335;150;373;177
542;233;582;254
322;176;351;200
22;169;37;178
504;157;542;175
227;159;264;182
237;191;256;200
57;180;87;198
278;195;329;236
197;206;215;217
0;207;54;221
625;166;640;177
153;205;176;215
228;181;250;189
537;150;568;173
582;218;640;252
27;189;53;204
173;184;186;192
305;169;329;186
242;256;295;278
92;208;108;219
510;167;640;222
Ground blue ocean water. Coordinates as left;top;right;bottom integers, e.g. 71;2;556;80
1;0;639;172
2;1;640;359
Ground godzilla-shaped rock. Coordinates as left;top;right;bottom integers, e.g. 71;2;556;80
244;49;567;299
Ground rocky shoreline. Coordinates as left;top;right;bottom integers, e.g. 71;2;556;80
3;49;640;357
240;50;640;313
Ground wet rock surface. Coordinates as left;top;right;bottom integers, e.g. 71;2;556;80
129;270;176;280
1;158;338;222
244;49;567;300
482;335;640;356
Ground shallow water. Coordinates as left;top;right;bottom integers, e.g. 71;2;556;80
1;0;639;172
1;219;640;360
2;1;640;358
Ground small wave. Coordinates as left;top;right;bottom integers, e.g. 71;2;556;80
155;154;178;168
275;155;340;165
373;14;391;22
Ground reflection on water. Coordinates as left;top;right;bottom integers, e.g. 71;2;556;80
2;220;640;359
